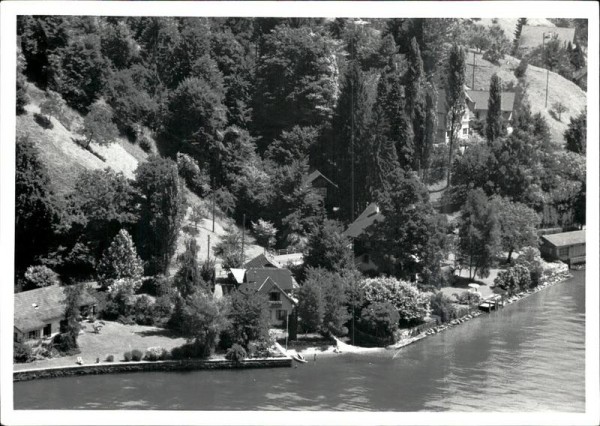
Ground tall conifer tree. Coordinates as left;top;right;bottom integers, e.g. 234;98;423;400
405;37;426;172
445;44;466;185
486;74;503;143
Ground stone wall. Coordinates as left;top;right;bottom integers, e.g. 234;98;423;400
14;357;292;382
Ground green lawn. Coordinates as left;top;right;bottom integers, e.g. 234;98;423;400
14;321;187;371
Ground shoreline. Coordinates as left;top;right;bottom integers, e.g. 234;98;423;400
14;268;573;380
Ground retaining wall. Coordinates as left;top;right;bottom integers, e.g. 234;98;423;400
14;357;292;382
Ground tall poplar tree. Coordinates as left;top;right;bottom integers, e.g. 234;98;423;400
404;37;426;172
486;74;503;143
445;44;466;186
512;18;528;55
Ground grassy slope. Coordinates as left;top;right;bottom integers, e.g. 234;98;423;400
18;83;265;275
467;49;586;145
474;18;555;40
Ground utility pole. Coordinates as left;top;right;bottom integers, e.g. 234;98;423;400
542;32;550;108
207;235;210;261
350;36;355;222
545;69;549;108
471;51;476;88
212;189;216;233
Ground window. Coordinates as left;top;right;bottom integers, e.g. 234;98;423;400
559;247;569;257
269;292;281;302
276;310;287;320
43;323;52;337
27;330;39;340
462;128;469;135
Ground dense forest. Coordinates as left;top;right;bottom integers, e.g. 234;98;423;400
15;16;586;290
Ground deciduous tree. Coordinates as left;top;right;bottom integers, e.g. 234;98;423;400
564;110;586;154
98;229;144;289
491;196;540;262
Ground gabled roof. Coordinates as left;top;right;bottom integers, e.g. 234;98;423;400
240;276;298;305
14;285;96;332
466;90;516;113
519;25;575;50
342;203;384;238
230;268;246;285
541;230;585;247
303;170;338;189
244;268;298;292
244;253;282;269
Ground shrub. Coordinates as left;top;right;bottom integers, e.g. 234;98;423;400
34;112;53;129
144;346;164;361
160;348;170;360
131;349;143;361
170;340;210;360
514;59;528;78
430;292;454;323
176;152;210;196
455;290;482;306
123;351;132;361
24;265;60;289
494;265;532;295
483;47;504;65
133;295;155;326
14;341;33;363
225;344;247;363
52;332;80;355
105;354;114;362
138;135;153;153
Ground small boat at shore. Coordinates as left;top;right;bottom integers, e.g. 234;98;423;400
291;353;307;363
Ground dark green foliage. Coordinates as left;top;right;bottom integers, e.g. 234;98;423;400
494;265;532;295
486;74;504;143
123;351;132;361
454;290;482;306
16;73;29;115
367;171;446;283
564;110;586;154
58;283;85;351
105;354;115;362
228;290;271;347
97;229;144;289
513;18;528;54
458;189;500;279
176;152;211;197
214;228;244;269
358;301;399;344
135;156;186;274
133;295;155;326
14;341;33;363
131;349;143;361
514;58;528;79
265;126;319;166
492;196;540;262
405;37;428;172
15;136;59;275
82;101;119;148
297;277;324;333
174;239;207;299
100;21;138;69
253;25;338;147
225;343;247;363
429;292;454;323
445;44;466;185
51;34;109;111
34;112;53;129
303;220;354;274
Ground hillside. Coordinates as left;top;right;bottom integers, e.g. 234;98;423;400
466;49;586;145
474;18;555;40
17;83;265;275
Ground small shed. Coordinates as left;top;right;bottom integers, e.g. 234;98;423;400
540;230;585;265
303;170;338;201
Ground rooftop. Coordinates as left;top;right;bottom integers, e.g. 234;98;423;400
303;170;338;188
541;230;585;247
243;253;282;269
519;25;575;50
14;285;96;332
466;90;516;112
243;268;298;292
342;203;384;239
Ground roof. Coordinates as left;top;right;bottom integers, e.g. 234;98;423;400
240;277;298;305
230;268;246;285
519;25;575;50
466;90;516;113
14;285;96;332
541;230;585;247
244;253;282;269
244;268;298;292
342;203;384;238
303;170;338;189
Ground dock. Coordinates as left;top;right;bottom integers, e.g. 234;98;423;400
478;294;504;312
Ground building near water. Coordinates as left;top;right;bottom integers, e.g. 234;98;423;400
14;285;97;343
540;230;586;266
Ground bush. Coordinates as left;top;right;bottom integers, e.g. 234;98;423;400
133;295;155;326
430;292;454;323
455;290;482;306
494;265;532;295
514;59;528;78
14;341;33;363
105;354;114;362
225;344;247;363
52;332;80;355
123;351;132;361
151;295;174;326
34;113;53;129
145;347;164;361
483;47;504;65
138;135;153;153
170;340;211;360
24;265;60;289
131;349;143;361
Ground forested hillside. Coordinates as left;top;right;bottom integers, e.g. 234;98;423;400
15;16;586;292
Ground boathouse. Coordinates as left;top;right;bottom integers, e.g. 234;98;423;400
540;230;585;265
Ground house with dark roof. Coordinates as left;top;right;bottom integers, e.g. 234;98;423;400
231;267;299;327
14;285;97;343
243;253;282;269
342;203;384;273
540;230;585;266
517;25;576;52
465;89;516;122
303;169;338;211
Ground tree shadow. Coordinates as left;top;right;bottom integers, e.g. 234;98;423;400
134;328;181;339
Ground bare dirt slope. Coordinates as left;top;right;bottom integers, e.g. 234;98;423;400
467;49;586;145
17;84;265;275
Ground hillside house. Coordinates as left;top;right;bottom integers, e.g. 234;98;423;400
14;285;97;344
517;25;576;52
243;253;282;269
303;169;338;211
342;203;384;273
231;267;299;326
540;230;585;266
436;88;516;144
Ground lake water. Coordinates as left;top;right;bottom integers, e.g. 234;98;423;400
14;270;585;411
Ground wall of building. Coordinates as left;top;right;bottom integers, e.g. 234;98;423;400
15;318;62;344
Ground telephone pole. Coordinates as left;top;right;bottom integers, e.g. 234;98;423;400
241;213;246;266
